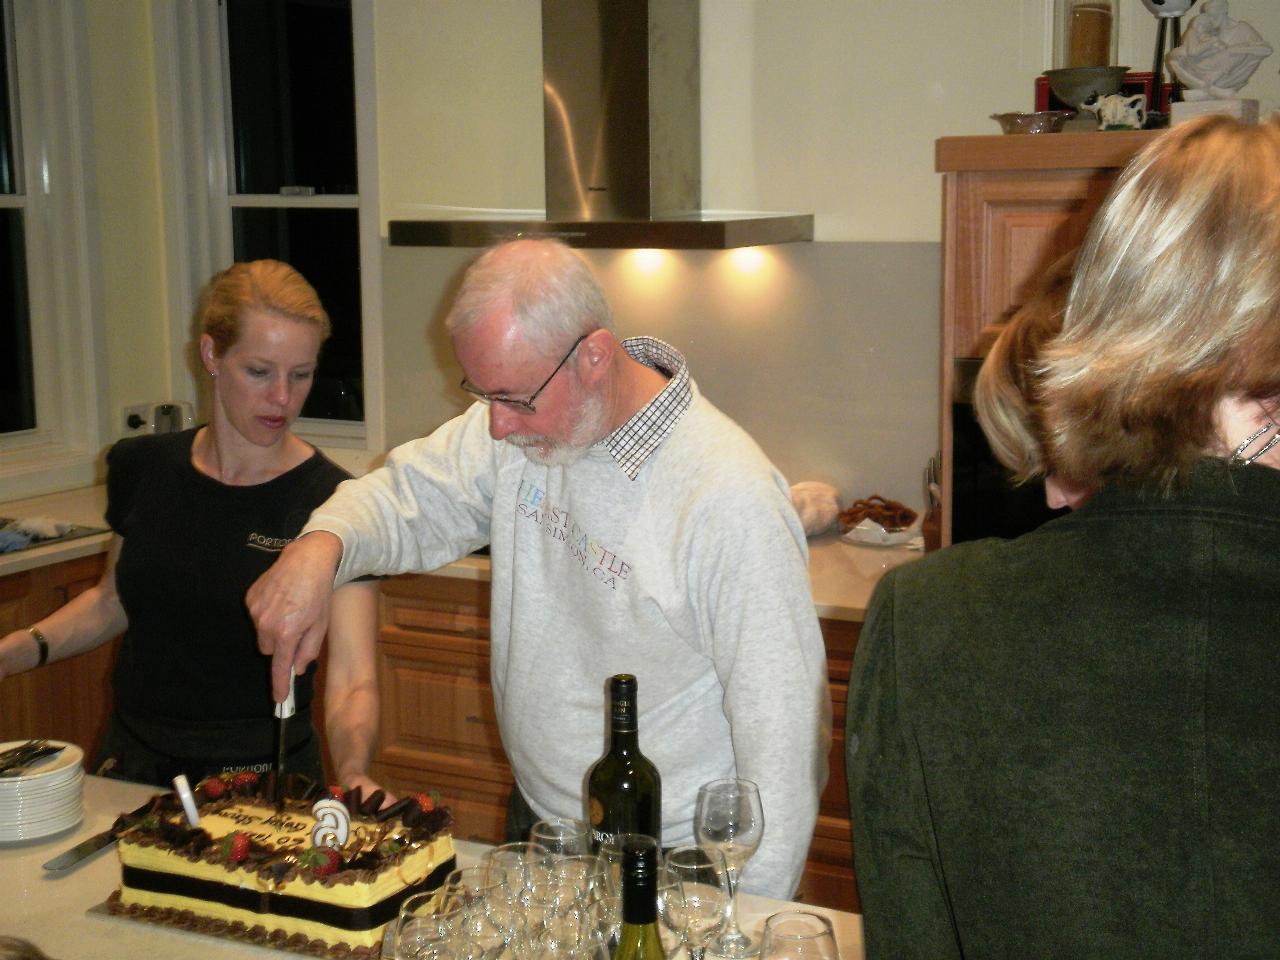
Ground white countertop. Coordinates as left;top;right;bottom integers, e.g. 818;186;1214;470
0;485;919;621
0;775;865;959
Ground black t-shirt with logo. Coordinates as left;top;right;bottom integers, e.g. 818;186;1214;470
106;428;350;732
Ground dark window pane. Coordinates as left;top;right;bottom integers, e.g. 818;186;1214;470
226;0;356;195
0;209;34;433
0;11;14;195
232;207;362;421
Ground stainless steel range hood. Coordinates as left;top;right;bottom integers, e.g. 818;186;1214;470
388;0;813;250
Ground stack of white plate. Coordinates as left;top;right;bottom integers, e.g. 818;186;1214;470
0;740;84;841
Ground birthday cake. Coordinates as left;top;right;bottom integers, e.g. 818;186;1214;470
106;774;454;957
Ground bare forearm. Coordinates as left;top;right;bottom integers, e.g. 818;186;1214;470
321;580;384;795
0;582;127;678
325;683;380;785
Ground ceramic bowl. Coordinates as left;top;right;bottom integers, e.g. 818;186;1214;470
1043;65;1129;110
990;111;1076;135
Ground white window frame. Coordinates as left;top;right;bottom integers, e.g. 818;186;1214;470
152;0;384;459
0;0;108;501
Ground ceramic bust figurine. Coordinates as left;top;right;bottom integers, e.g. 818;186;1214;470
1166;0;1272;100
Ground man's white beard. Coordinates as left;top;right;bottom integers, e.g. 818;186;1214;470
507;392;609;466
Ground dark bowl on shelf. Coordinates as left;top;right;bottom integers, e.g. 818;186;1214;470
1043;65;1129;110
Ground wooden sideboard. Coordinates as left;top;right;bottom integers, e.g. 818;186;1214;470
936;131;1162;544
370;572;862;912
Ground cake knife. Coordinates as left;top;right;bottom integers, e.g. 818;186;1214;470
274;666;296;809
42;797;158;872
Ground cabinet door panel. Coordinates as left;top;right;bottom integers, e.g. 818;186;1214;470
374;759;512;845
948;169;1117;357
0;555;116;762
379;649;505;763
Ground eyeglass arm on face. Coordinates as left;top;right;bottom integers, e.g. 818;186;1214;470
460;333;590;414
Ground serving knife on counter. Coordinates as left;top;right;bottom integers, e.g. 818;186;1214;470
42;796;158;872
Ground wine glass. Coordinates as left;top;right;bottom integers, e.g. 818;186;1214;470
485;841;553;892
547;853;609;902
586;892;622;956
530;817;591;857
660;846;730;960
694;778;764;958
393;890;467;960
758;911;839;960
444;865;514;960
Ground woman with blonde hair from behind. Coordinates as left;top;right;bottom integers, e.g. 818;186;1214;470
973;248;1092;510
847;115;1280;959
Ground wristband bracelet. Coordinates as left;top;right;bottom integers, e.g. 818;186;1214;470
27;626;49;667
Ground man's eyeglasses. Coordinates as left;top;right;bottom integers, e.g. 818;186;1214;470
460;333;589;414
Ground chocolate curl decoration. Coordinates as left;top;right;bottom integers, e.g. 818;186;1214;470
375;796;415;823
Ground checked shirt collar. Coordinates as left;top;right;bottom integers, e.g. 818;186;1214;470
602;337;692;480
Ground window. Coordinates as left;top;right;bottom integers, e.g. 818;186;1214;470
156;0;383;452
0;6;34;436
225;0;363;423
0;1;105;498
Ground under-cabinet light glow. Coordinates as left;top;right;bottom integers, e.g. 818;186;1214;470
728;247;766;273
628;248;668;275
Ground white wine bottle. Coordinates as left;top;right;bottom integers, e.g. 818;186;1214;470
614;840;666;960
586;674;662;850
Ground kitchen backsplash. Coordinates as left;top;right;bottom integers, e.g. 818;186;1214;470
379;240;941;512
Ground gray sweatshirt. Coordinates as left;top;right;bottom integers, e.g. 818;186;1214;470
305;368;830;898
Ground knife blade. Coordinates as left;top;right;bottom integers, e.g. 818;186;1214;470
274;667;296;810
42;797;158;872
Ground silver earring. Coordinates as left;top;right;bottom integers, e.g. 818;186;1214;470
1230;419;1280;465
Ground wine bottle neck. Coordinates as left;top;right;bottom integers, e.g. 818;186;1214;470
610;690;641;744
622;874;658;924
610;726;640;751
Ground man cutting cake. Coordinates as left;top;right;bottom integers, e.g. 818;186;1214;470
246;238;829;899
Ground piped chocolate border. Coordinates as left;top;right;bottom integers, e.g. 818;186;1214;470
121;855;455;932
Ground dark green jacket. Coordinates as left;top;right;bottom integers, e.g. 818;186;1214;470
846;460;1280;959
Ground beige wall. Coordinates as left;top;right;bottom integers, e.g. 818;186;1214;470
78;0;1280;508
380;242;941;505
375;0;1280;242
85;0;169;441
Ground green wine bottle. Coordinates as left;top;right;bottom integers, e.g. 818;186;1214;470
586;674;662;850
614;840;666;960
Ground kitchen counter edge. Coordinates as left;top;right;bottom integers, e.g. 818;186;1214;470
0;485;917;622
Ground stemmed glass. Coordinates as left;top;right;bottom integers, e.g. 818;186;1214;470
586;892;622;956
530;817;591;857
758;911;839;960
485;841;552;893
443;865;516;960
393;891;468;960
694;778;765;958
660;845;730;960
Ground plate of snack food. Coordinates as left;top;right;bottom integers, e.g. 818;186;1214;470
838;495;921;547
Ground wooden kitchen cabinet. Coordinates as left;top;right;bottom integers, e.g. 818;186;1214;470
371;572;862;912
0;554;119;763
936;131;1161;543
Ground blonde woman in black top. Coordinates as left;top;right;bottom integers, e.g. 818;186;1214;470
0;261;385;796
